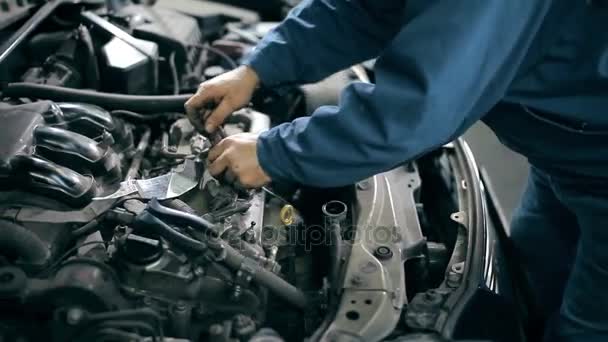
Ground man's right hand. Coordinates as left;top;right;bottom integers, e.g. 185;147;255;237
185;65;260;133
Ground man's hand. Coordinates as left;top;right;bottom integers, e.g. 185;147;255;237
208;133;271;188
185;65;260;133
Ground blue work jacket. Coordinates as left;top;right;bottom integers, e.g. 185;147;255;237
243;0;608;186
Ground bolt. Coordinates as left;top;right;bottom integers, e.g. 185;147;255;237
374;246;393;260
190;135;207;154
168;146;178;153
193;266;205;277
232;285;242;300
66;308;85;325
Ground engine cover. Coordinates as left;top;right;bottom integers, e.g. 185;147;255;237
0;101;131;207
118;4;202;71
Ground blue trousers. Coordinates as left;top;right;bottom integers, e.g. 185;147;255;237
511;166;608;341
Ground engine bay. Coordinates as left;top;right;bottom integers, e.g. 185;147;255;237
0;1;472;341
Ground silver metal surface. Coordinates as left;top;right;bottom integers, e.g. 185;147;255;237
94;159;199;200
321;164;423;342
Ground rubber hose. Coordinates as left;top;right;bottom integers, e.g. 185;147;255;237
87;308;162;323
136;211;207;253
212;237;309;310
328;222;342;290
148;199;217;236
138;207;309;310
71;218;100;237
0;219;50;265
3;83;193;113
322;201;346;291
111;110;182;121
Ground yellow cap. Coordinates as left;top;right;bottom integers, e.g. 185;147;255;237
280;205;296;226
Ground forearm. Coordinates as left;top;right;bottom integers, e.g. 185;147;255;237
243;0;406;87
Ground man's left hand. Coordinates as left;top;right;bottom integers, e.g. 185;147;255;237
208;133;271;188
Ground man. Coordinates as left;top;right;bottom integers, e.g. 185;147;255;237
185;0;608;340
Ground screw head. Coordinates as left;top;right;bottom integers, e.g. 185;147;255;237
194;266;205;277
374;246;393;260
66;308;85;325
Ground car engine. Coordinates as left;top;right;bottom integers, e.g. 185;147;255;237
0;1;474;341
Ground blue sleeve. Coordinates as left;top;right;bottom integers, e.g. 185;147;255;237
242;0;407;87
257;0;555;187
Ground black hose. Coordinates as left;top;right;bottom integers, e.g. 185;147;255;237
37;241;113;277
327;222;342;291
0;219;50;265
137;203;310;310
71;218;101;237
136;211;207;253
148;199;218;236
216;239;309;310
3;83;193;113
110;110;184;121
322;201;347;291
87;308;162;324
308;201;348;340
77;327;141;342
